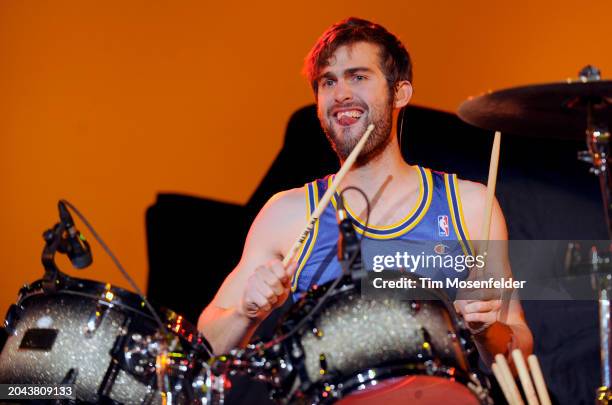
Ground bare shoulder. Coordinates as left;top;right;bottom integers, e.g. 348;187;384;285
456;179;487;209
455;178;507;240
261;187;305;217
255;187;306;236
209;186;308;309
246;186;308;259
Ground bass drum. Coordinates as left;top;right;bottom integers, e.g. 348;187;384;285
272;279;491;405
0;275;212;404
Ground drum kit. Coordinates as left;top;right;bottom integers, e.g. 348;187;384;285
0;66;611;404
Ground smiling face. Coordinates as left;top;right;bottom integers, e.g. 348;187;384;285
316;42;395;165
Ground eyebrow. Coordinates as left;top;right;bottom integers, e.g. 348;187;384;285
317;67;375;82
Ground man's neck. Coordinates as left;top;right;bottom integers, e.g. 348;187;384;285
340;135;412;195
335;121;422;222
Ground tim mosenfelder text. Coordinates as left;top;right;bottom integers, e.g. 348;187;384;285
371;277;526;290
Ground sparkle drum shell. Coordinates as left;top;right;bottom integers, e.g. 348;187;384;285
275;281;489;404
0;276;210;404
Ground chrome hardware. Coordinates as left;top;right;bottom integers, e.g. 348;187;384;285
84;302;110;337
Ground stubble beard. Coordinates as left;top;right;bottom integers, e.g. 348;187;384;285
319;97;394;168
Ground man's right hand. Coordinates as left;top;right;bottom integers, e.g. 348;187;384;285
239;259;297;320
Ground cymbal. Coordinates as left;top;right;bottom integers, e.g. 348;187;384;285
457;80;612;139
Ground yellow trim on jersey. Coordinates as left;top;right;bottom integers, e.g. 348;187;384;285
453;175;475;255
445;174;471;256
341;165;426;230
352;168;433;239
291;181;320;292
293;183;311;263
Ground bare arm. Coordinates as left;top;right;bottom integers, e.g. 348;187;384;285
197;188;305;354
455;180;534;368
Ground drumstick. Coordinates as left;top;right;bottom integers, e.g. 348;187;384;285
477;131;502;304
527;354;552;405
480;131;501;252
282;124;375;267
495;353;524;405
492;362;515;405
512;349;539;405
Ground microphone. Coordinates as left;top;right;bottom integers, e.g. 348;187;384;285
336;195;360;263
58;200;93;269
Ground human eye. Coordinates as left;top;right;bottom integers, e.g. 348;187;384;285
319;78;335;88
352;74;367;82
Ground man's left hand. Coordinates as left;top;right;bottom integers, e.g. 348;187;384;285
454;299;502;335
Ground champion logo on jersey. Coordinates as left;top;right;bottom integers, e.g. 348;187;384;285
434;243;449;254
438;215;450;237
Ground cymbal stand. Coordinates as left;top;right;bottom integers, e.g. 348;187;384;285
575;65;612;404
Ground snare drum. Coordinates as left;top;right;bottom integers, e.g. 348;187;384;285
0;275;212;404
270;279;491;404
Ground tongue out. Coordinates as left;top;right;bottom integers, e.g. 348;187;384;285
338;115;359;126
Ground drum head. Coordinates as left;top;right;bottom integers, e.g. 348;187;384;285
337;375;480;405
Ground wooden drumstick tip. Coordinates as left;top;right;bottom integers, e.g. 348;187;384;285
492;362;514;405
480;131;501;244
495;353;524;405
512;349;539;405
527;354;552;405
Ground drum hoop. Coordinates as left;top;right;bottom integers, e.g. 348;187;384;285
17;277;154;318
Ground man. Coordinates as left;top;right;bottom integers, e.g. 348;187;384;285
197;17;533;367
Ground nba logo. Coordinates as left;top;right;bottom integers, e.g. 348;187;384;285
438;215;449;237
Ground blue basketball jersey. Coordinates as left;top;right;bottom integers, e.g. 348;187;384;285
290;166;475;300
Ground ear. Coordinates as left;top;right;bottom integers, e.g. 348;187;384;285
393;80;412;108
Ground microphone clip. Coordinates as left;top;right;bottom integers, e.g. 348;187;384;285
58;201;93;269
41;201;93;291
336;196;365;283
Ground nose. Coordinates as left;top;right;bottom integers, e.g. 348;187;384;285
333;79;352;103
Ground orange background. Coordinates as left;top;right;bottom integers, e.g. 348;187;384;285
1;0;611;318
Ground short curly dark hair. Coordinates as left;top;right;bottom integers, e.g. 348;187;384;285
303;17;412;96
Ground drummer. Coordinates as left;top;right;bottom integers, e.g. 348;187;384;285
197;17;533;367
